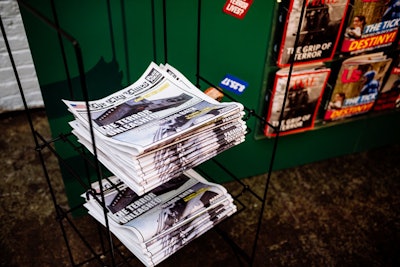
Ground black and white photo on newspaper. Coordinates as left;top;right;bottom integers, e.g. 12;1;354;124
69;114;245;194
64;62;246;195
83;169;236;267
63;62;244;156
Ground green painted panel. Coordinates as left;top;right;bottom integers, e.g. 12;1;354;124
19;0;400;211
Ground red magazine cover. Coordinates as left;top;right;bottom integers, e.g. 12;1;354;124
277;0;349;67
340;0;400;54
264;64;330;137
324;52;392;121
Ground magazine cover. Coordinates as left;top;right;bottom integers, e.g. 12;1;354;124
277;0;349;67
264;64;330;137
341;0;400;54
373;55;400;111
324;52;392;121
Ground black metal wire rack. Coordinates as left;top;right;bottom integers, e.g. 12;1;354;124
2;0;311;266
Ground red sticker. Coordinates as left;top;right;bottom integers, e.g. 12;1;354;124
223;0;253;19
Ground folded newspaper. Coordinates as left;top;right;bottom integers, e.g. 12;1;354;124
84;169;237;267
63;62;246;195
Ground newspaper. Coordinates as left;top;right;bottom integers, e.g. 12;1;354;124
70;118;245;194
70;114;246;176
64;62;246;195
63;62;244;156
83;169;236;267
87;204;235;267
70;110;245;166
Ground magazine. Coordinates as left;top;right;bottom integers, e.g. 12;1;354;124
373;55;400;111
324;52;392;121
264;64;330;137
83;169;236;267
340;0;400;54
276;0;349;67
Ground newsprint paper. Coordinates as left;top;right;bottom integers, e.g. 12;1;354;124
83;169;236;267
64;62;246;195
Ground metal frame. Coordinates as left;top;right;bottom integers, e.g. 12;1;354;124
4;0;307;265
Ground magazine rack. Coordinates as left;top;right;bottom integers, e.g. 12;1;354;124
6;0;398;266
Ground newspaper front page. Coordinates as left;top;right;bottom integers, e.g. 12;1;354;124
83;169;236;266
63;62;244;155
64;62;246;195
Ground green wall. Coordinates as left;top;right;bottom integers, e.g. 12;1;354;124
19;0;400;209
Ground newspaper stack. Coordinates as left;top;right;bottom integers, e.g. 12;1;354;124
64;62;246;195
83;169;237;267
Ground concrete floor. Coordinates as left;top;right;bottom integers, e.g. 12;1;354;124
1;109;399;267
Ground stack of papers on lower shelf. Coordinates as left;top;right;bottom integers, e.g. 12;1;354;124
83;169;236;267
